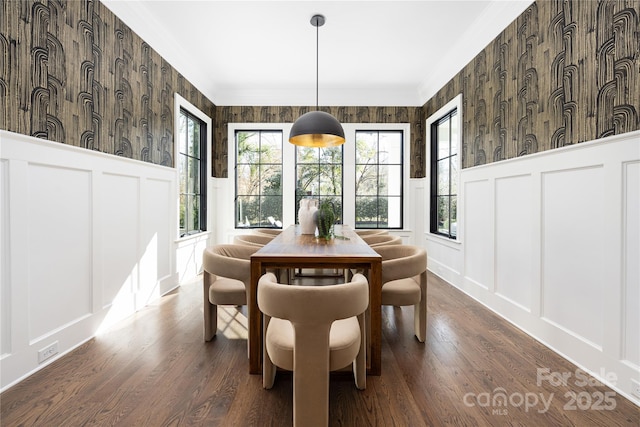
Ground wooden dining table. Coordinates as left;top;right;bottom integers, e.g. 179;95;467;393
249;224;383;375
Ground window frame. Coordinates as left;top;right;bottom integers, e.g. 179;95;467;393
226;122;409;232
354;129;404;229
174;93;212;240
294;145;344;225
234;129;284;229
426;94;462;242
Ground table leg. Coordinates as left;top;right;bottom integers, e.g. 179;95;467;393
249;260;262;374
369;260;382;376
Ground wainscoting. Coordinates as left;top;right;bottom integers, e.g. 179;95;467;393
423;130;640;404
0;130;180;391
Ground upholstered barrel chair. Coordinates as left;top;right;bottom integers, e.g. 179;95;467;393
258;272;369;427
233;233;290;282
202;244;258;341
361;234;403;247
355;229;389;237
233;233;274;247
253;228;282;237
374;245;428;342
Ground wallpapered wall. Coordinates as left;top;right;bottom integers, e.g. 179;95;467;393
0;0;215;167
423;0;640;169
214;106;424;178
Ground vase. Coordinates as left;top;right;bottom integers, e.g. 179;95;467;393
314;204;335;239
298;198;318;234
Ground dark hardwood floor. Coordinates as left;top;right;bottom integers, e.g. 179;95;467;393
1;272;638;426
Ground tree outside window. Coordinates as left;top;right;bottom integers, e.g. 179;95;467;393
430;110;458;239
355;130;403;229
295;146;343;223
235;130;283;228
178;109;206;237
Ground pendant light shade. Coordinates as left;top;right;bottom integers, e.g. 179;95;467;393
289;110;345;147
289;14;345;147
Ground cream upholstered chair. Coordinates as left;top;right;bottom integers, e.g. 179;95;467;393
234;233;290;282
355;229;389;237
374;245;428;342
361;234;402;247
253;228;282;237
202;244;258;341
233;233;274;247
258;272;369;427
345;235;402;282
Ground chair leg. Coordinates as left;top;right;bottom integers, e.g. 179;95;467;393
263;316;276;389
354;312;366;390
203;272;217;341
414;271;428;342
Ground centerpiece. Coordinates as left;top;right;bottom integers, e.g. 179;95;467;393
314;200;336;240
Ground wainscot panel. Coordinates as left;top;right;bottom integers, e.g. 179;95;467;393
423;130;640;405
0;130;179;391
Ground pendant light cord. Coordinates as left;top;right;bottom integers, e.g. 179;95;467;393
316;19;319;110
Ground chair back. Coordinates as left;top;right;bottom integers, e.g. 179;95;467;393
258;273;369;324
202;244;257;284
253;228;282;236
233;233;274;247
355;229;389;236
374;245;427;283
259;273;369;426
361;234;402;247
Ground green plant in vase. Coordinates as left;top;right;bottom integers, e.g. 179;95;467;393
314;200;336;240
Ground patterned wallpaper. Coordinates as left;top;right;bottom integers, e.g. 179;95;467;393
424;0;639;169
1;0;215;167
4;0;637;175
214;106;424;178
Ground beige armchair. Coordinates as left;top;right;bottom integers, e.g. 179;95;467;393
374;245;428;342
355;229;389;237
258;272;369;427
361;234;403;247
202;244;258;341
233;233;274;247
253;228;282;236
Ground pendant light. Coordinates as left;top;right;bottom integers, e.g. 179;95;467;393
289;14;345;147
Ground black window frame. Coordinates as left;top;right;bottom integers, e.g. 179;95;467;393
294;146;344;224
234;130;284;229
354;130;404;229
430;109;458;239
178;108;207;237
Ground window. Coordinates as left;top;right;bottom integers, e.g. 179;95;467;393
235;130;283;228
178;108;207;237
430;109;458;239
295;146;343;223
355;130;403;228
227;123;408;230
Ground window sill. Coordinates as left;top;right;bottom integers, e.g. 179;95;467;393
175;231;211;244
425;232;462;249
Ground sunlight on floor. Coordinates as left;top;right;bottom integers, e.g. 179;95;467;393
218;306;248;340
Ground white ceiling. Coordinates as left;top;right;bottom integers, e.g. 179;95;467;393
101;0;533;106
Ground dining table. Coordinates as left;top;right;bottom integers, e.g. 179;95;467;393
249;224;383;375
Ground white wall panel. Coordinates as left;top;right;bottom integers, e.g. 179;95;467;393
428;130;640;403
495;175;533;311
0;130;178;391
1;159;10;355
541;166;605;348
101;173;140;308
27;164;92;341
139;178;173;305
463;179;491;289
623;161;640;366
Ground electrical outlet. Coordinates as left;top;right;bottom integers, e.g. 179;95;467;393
631;379;640;398
37;341;58;363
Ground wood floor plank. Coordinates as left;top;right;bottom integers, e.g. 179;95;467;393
1;272;638;426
